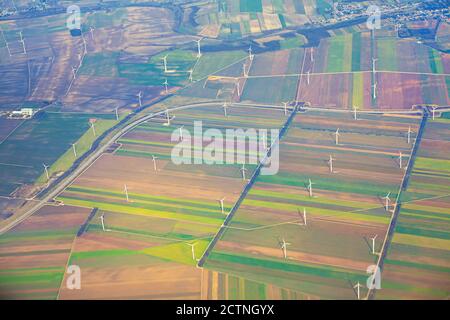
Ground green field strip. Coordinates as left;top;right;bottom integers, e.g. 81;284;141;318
0;229;77;244
326;35;352;72
57;197;224;226
384;258;450;273
380;278;448;297
394;225;450;240
249;188;375;210
351;33;361;72
352;73;364;109
207;251;367;283
69;249;136;262
257;173;398;198
141;239;211;266
412;169;450;179
60;193;224;221
193;50;247;80
67;185;221;211
115;149;173;160
36;118;118;183
428;48;444;74
392;233;450;251
414;157;450;174
0;248;71;257
0;270;64;286
377;38;397;71
402;203;450;216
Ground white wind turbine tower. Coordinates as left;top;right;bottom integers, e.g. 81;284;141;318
124;184;129;202
72;143;77;157
300;208;307;226
161;55;168;73
19;31;26;54
248;46;254;61
370;234;378;255
328;155;335;173
90;121;96;137
261;131;267;151
383;192;391;212
372;57;378;74
164;109;172;126
82;35;87;54
372;82;377;100
163;78;169;94
398;151;403;169
310;47;314;63
188;69;193;82
71;66;77;79
240;164;248;181
186;243;197;261
354;282;362;300
306;70;310;85
280;238;290;259
431;106;437;120
137;91;143;107
115;107;119;121
353;106;358;120
223;101;228;117
334;128;340;145
100;214;106;232
407;126;412;144
218;197;226;214
151;155;158;173
178;126;184;141
0;28;12;56
283;102;288;116
308;179;315;197
90;26;95;41
43;163;50;181
195;38;202;58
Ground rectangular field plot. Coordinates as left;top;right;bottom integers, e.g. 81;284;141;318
204;110;422;299
55;104;286;298
377;116;450;300
0;205;91;300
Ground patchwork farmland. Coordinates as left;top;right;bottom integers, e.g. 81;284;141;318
204;110;422;299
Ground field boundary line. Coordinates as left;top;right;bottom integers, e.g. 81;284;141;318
366;109;428;300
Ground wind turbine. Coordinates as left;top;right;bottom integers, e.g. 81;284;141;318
71;66;77;79
178;126;184;141
186;243;197;261
218;197;226;214
152;155;158;173
90;120;96;137
89;26;95;41
19;31;26;54
163;78;169;94
431;106;437;120
310;47;314;63
308;179;314;197
188;69;193;82
407;126;412;144
372;82;377;100
72;143;77;158
248;46;254;61
328;155;335;173
383;192;391;212
0;28;12;56
306;70;310;85
100;214;105;232
283;102;288;116
137;91;143;107
115;107;119;121
223;101;228;117
280;238;290;259
240;164;248;181
161;55;168;73
124;184;129;202
398;151;403;169
300;208;307;226
195;38;202;58
370;235;378;255
353;106;358;120
334;128;340;145
354;282;362;300
164;109;172;126
372;57;378;74
261;131;267;151
43;163;50;181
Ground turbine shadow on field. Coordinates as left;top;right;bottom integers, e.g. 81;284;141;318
362;236;372;254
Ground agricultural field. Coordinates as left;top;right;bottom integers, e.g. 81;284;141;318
204;110;422;299
0;112;116;197
49;104;286;299
377;114;450;299
0;205;91;299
